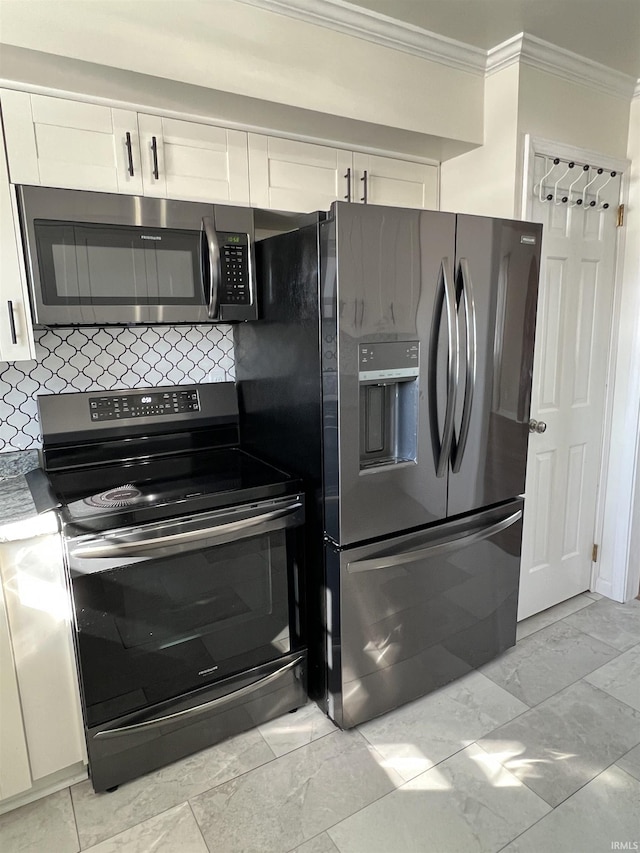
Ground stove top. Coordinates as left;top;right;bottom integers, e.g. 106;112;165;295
49;447;298;532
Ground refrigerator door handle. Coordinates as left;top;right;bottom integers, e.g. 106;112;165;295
346;509;522;573
451;258;477;473
428;257;458;477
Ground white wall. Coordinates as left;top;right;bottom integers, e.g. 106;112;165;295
0;0;483;147
440;64;520;216
517;66;632;162
598;94;640;601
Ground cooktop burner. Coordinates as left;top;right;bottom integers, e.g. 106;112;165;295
46;447;299;531
84;485;143;509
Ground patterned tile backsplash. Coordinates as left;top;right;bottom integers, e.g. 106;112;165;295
0;325;235;452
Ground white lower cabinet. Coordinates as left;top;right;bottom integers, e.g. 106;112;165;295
0;526;86;806
0;580;31;801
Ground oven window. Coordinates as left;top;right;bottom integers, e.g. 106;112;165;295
34;220;203;305
72;528;296;727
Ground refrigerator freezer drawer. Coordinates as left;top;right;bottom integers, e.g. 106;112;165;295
326;499;523;728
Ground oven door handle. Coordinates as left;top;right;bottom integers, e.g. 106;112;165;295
92;654;305;740
68;501;303;559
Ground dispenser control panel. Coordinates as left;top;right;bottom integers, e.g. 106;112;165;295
358;341;419;382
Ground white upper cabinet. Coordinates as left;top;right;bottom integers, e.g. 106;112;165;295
1;92;251;205
1;90;143;194
1;89;439;219
137;114;250;204
353;152;438;210
249;134;352;212
0;105;35;362
249;133;438;213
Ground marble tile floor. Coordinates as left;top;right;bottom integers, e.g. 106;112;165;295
2;593;639;853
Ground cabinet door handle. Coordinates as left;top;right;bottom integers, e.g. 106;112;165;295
151;136;159;179
125;131;135;177
361;170;368;203
344;167;351;202
7;301;17;345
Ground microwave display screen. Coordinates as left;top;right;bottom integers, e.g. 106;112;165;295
34;220;203;305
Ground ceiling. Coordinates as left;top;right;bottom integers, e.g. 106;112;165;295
349;0;640;78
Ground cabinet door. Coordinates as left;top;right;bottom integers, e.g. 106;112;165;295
0;581;31;802
248;134;352;212
1;90;142;194
0;532;86;781
138;114;250;204
0;114;35;362
353;152;438;210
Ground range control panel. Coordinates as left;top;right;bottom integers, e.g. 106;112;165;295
219;232;251;305
88;389;200;421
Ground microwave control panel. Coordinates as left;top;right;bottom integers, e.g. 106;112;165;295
88;389;200;421
219;232;251;305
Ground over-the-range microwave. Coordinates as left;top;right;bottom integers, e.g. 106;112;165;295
16;185;316;327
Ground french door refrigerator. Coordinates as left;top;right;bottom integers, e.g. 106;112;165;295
235;201;541;728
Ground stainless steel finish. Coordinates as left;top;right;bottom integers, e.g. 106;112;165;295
529;418;547;433
347;509;521;572
38;381;238;447
331;498;524;728
202;215;221;320
439;257;459;477
446;216;542;517
324;203;454;545
16;186;258;326
67;497;304;562
6;300;17;345
93;655;304;739
451;258;477;473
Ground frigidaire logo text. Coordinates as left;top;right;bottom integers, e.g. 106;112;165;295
198;666;219;677
140;235;162;241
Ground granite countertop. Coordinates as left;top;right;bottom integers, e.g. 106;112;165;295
0;450;58;540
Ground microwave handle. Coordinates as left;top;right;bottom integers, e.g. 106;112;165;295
202;216;221;320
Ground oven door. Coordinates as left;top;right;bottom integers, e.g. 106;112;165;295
65;494;305;730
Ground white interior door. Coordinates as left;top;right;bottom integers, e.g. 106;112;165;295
518;154;621;619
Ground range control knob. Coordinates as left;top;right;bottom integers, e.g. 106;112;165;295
528;419;547;434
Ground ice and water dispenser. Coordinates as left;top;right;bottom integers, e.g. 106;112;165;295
358;341;419;470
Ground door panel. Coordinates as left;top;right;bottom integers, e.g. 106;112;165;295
518;157;621;619
328;500;523;728
353;153;438;209
447;216;541;517
326;202;455;545
248;133;352;212
140;115;250;204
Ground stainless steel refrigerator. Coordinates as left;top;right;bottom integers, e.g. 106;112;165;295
235;201;541;728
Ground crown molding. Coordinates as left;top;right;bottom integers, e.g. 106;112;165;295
634;80;640;100
236;0;637;100
234;0;486;75
487;33;635;99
